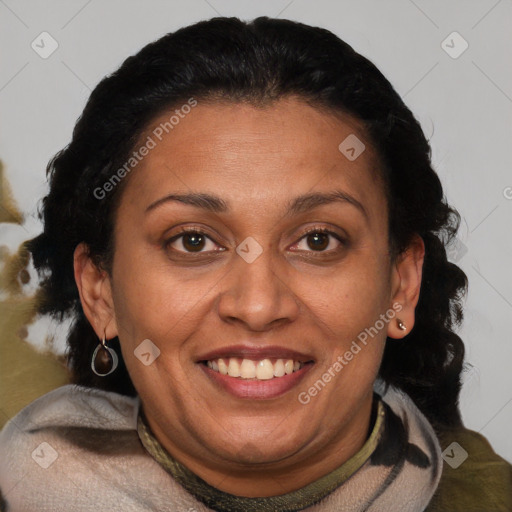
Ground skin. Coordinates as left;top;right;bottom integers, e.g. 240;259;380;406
74;96;425;497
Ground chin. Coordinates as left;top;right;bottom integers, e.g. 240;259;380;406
203;425;306;466
222;442;300;466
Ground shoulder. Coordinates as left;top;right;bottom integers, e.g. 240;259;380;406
0;383;140;472
0;383;139;433
425;426;512;511
0;383;140;473
0;385;163;510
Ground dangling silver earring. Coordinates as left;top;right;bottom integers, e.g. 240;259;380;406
397;319;407;331
91;332;118;376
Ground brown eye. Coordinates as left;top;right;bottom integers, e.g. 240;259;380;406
182;232;206;252
165;229;221;254
306;232;329;251
291;228;345;253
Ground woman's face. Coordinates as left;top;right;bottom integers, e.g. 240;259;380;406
80;96;423;493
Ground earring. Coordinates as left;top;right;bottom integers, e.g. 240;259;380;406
396;319;407;331
91;331;119;377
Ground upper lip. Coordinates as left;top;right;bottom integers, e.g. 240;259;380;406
196;344;315;363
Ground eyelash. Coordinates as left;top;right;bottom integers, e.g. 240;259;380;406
164;226;346;255
294;226;346;252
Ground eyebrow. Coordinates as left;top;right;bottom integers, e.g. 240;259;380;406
145;190;368;220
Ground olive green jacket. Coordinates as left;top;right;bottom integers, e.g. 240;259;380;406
425;426;512;511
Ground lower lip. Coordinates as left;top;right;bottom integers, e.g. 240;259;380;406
199;363;314;400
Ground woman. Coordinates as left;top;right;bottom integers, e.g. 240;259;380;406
0;16;510;511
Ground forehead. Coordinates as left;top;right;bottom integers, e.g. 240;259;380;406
122;97;387;221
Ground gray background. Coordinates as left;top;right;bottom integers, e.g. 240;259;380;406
1;0;511;463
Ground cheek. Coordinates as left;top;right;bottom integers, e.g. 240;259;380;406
296;257;391;337
109;258;200;397
294;258;391;394
110;249;223;353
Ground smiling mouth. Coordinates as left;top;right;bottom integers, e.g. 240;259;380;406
202;357;314;380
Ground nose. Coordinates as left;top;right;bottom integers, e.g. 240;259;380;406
216;248;300;332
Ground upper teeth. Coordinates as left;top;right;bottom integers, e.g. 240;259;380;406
206;358;303;380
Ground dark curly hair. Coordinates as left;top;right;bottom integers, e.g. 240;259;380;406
27;16;468;430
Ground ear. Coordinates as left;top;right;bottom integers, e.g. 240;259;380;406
387;234;425;339
73;243;118;340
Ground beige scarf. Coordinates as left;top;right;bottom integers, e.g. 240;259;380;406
0;381;442;511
